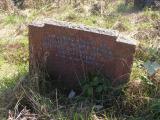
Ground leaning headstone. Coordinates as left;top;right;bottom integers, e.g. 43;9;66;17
29;20;137;88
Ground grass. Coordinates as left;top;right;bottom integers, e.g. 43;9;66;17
115;1;135;13
3;14;25;25
0;0;160;119
0;38;28;93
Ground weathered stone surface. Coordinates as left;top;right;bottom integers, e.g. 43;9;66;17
29;20;137;88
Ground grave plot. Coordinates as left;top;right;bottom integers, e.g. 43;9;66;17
29;20;137;88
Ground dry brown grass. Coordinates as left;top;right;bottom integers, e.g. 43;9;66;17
0;0;17;12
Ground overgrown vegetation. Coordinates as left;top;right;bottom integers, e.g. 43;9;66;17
0;0;160;119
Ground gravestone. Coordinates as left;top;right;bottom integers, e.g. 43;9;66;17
29;20;137;88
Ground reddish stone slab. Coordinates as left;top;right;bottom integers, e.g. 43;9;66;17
29;20;137;88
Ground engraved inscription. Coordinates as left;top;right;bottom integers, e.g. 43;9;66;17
42;35;113;64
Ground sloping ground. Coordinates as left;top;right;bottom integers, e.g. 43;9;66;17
0;0;160;119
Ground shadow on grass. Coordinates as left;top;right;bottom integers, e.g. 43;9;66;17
0;70;28;119
0;68;159;119
115;3;143;14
